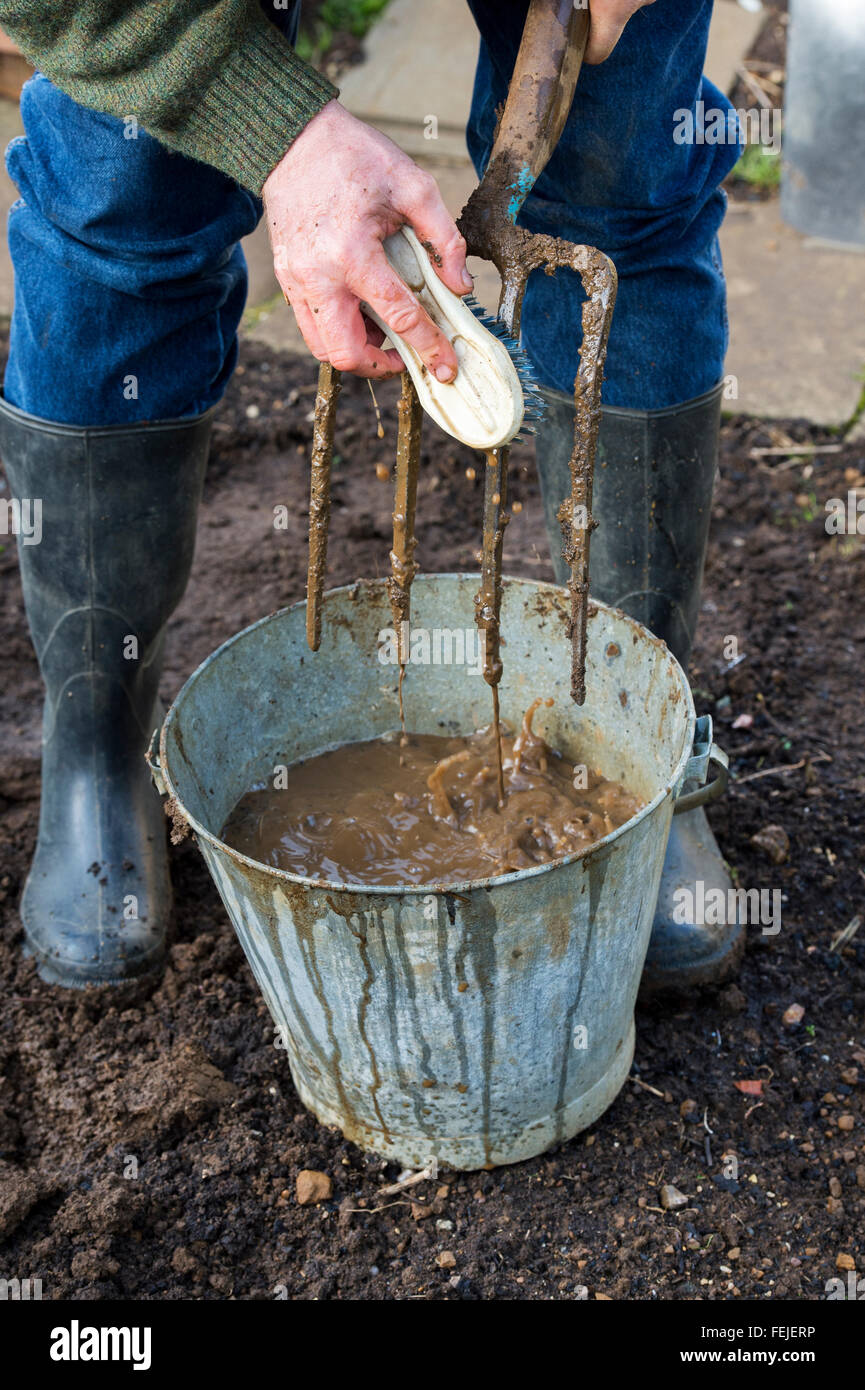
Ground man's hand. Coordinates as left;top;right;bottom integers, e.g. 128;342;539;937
263;100;472;380
583;0;657;65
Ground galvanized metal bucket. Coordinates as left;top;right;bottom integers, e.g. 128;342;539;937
150;576;725;1170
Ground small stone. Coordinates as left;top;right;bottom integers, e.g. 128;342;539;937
660;1183;688;1211
436;1251;457;1269
782;1003;805;1029
829;1177;843;1198
836;1252;856;1271
171;1245;200;1276
727;1247;741;1261
838;1114;855;1132
245;404;260;419
750;824;790;864
839;1067;858;1085
296;1170;332;1206
718;984;747;1016
680;1099;699;1121
411;1201;433;1221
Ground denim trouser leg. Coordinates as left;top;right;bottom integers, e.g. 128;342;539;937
3;1;303;427
3;74;262;426
465;0;742;410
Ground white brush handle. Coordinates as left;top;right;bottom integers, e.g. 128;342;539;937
361;227;524;451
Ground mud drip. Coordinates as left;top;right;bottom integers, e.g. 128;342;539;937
305;362;341;652
387;375;422;743
222;699;641;887
475;446;509;803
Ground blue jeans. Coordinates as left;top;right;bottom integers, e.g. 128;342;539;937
3;0;299;426
4;0;738;424
467;0;740;408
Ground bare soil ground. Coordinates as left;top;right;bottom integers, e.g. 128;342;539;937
0;339;862;1301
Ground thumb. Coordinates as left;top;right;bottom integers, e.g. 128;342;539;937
583;0;656;65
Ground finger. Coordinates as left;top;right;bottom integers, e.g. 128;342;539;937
347;246;458;383
392;169;473;297
584;0;655;64
312;288;404;379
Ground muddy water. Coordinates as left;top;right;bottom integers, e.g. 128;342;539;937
222;698;641;887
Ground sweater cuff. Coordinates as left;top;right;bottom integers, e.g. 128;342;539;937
177;18;338;195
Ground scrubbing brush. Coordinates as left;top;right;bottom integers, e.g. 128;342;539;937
361;226;545;451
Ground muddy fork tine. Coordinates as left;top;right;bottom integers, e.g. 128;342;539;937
475;444;510;803
388;373;423;732
455;0;615;704
306;362;341;652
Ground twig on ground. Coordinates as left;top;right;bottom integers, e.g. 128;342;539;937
830;916;862;953
749;444;842;459
630;1075;667;1099
736;66;774;109
342;1200;413;1214
378;1166;436;1197
735;752;831;785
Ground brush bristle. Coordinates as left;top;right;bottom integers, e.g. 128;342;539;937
464;297;544;407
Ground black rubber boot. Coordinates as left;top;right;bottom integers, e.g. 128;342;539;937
0;398;212;985
535;382;743;993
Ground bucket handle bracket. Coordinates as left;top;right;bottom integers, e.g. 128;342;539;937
674;714;729;815
146;726;167;796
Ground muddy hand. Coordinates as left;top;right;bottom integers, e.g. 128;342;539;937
263;100;472;381
583;0;657;64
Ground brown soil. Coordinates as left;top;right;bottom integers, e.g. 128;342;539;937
0;338;862;1301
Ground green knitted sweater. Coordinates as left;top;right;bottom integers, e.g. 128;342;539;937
0;1;339;193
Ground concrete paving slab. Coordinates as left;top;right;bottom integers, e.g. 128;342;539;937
242;221;280;316
337;0;476;158
0;97;22;318
705;0;765;96
720;199;865;425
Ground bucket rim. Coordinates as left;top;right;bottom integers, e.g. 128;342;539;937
159;574;696;895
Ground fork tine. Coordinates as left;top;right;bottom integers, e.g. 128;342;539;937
306;362;341;652
388;373;423;732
